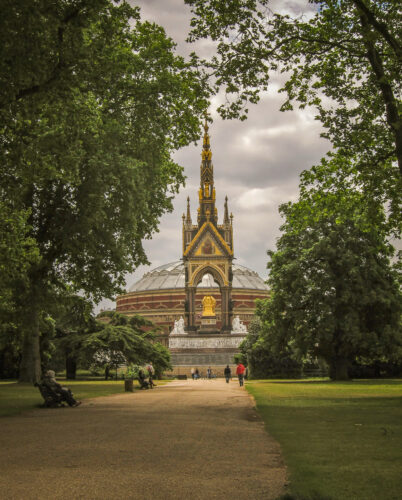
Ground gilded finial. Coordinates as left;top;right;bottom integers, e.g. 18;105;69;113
204;114;209;133
203;113;211;149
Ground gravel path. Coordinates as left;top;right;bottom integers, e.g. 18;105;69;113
0;379;286;500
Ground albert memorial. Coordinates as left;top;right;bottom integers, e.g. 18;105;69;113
116;122;269;375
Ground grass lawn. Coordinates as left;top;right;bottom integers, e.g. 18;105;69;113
0;379;170;418
246;379;402;500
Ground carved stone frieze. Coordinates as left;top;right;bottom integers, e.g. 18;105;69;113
169;335;246;349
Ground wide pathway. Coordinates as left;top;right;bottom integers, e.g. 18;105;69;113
0;379;286;499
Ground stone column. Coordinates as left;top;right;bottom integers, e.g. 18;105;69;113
185;286;197;332
220;286;232;333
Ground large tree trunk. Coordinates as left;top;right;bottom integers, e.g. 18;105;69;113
66;355;77;380
18;295;42;383
329;357;349;381
19;326;41;383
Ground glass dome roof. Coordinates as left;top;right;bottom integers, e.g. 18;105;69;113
128;261;269;292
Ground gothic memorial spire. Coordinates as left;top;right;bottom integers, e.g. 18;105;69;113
198;118;217;226
182;119;234;333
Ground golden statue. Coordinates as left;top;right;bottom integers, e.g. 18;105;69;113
202;295;216;316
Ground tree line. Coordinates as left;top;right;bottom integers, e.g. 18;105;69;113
1;0;401;381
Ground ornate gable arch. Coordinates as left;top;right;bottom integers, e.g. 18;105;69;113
192;264;225;289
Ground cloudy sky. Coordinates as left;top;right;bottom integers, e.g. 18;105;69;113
100;0;330;310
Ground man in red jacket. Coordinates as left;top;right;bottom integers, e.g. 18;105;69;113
236;362;246;387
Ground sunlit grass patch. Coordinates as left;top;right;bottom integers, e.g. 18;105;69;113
0;379;170;417
247;379;402;500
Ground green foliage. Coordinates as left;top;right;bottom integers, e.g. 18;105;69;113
187;0;402;181
240;317;302;378
258;155;402;380
55;310;171;377
0;204;39;330
0;0;210;381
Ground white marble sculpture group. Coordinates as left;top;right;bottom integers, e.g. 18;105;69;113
170;316;186;335
231;315;247;334
170;315;247;335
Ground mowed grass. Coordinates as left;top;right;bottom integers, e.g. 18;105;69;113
0;379;169;417
246;379;402;500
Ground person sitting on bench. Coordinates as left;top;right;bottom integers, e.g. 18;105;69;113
138;370;149;389
41;370;81;407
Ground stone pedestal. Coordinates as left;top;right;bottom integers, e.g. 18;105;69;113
168;332;246;372
199;315;218;334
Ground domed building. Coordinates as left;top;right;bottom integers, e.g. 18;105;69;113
116;261;269;343
116;121;270;375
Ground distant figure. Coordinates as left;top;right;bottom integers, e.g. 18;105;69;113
191;367;195;380
224;365;231;383
236;363;246;387
105;364;110;381
194;368;200;380
207;367;212;379
42;370;81;407
146;362;156;388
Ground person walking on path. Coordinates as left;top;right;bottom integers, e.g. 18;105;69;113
146;362;156;388
191;367;195;380
194;368;199;380
224;364;231;383
236;362;246;387
207;367;212;379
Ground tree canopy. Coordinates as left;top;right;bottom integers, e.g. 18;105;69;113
186;0;401;205
0;0;209;381
257;155;401;379
57;310;171;378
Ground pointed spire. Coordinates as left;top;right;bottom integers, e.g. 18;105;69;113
186;196;192;224
198;114;216;226
224;195;230;224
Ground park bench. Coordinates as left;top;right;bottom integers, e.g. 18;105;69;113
34;382;66;408
138;377;149;389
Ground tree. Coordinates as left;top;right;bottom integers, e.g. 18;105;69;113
186;0;401;205
0;204;39;378
0;1;209;382
259;155;401;380
52;295;97;379
77;311;171;377
239;317;302;378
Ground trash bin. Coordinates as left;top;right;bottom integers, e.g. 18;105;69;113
124;379;134;392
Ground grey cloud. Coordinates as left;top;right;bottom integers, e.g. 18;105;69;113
97;1;332;311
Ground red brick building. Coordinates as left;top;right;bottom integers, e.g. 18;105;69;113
116;261;270;347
